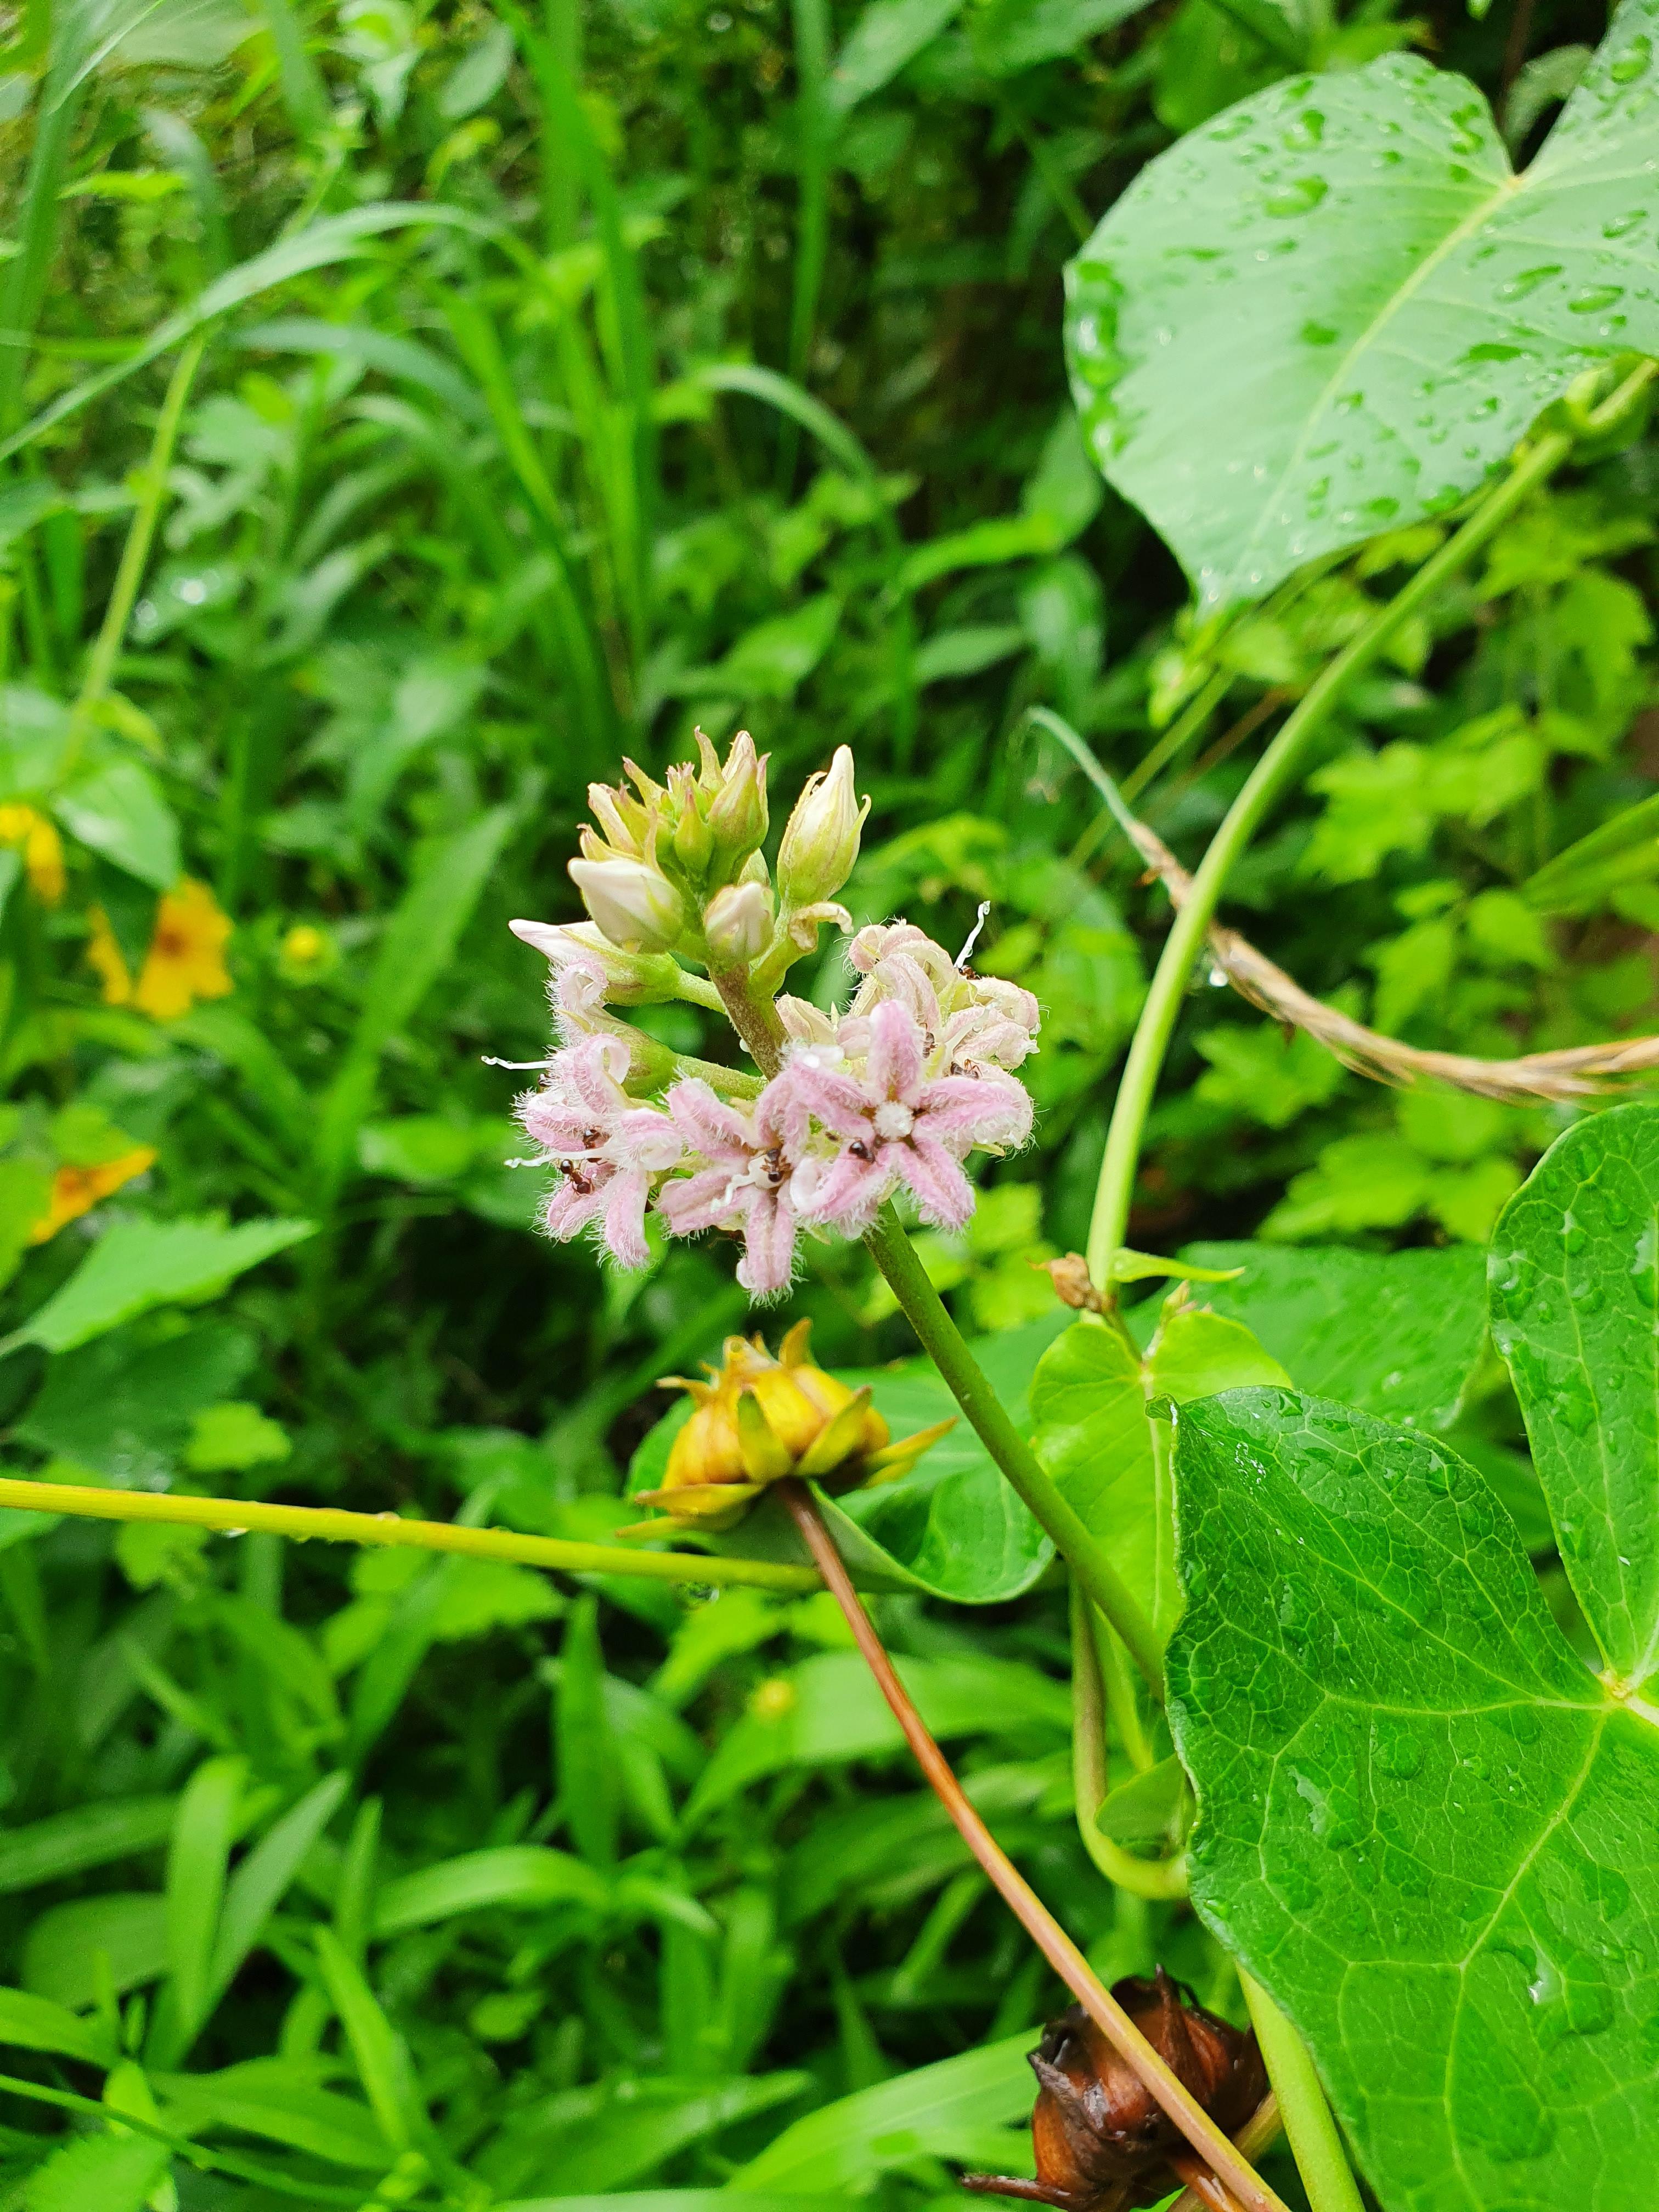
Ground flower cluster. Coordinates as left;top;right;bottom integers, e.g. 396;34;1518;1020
509;736;1039;1298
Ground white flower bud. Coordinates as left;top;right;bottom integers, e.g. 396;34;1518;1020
777;746;868;908
703;879;774;966
509;918;684;1005
568;856;686;953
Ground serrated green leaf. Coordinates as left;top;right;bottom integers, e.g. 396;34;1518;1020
1492;1101;1659;1683
1066;0;1659;610
1175;1240;1489;1429
18;1214;314;1352
1171;1387;1659;2211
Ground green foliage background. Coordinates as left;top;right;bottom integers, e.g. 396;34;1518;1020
0;0;1654;2202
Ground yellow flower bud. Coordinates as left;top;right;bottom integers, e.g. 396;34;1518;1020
628;1321;952;1532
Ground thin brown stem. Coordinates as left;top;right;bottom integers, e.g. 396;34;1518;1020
1170;2095;1284;2212
779;1479;1289;2212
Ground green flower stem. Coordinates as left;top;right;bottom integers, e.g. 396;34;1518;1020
1241;1976;1366;2212
712;965;789;1076
0;1476;821;1595
1084;383;1654;1290
864;1206;1165;1695
63;332;205;776
1070;1580;1188;1899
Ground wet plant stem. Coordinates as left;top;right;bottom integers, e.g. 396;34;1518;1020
1240;1978;1365;2212
712;966;1166;1690
780;1479;1289;2212
0;1477;820;1595
1069;1580;1187;1900
864;1205;1165;1694
1085;369;1657;1290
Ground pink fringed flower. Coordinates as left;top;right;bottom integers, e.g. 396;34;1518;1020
518;1035;682;1268
786;1000;1032;1233
658;1079;806;1296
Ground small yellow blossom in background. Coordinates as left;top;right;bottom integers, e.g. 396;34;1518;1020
279;921;337;984
0;806;66;904
28;1146;157;1244
86;879;234;1019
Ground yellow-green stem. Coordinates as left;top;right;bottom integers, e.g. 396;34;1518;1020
865;1207;1165;1694
0;1477;820;1594
1070;1580;1187;1899
1241;1977;1365;2212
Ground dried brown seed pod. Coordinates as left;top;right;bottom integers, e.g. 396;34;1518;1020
962;1969;1268;2211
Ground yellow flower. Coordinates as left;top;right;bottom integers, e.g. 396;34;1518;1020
28;1146;157;1244
88;881;234;1019
630;1319;953;1531
0;805;65;904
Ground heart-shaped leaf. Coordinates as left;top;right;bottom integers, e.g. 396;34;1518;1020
1032;1304;1287;1635
1171;1386;1659;2210
1172;1240;1487;1430
1065;0;1659;612
1491;1100;1659;1686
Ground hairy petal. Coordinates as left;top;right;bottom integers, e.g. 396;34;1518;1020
737;1187;798;1297
659;1165;751;1237
600;1165;654;1268
865;1000;926;1104
543;1172;608;1242
793;1146;889;1231
890;1128;975;1230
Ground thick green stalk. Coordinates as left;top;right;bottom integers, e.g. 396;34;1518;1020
0;1477;820;1595
63;334;205;774
1070;1581;1187;1899
1085;414;1602;1288
864;1208;1164;1694
1241;1977;1366;2212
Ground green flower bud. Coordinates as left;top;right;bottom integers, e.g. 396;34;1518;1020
568;855;686;953
704;730;770;874
777;746;868;908
703;879;774;966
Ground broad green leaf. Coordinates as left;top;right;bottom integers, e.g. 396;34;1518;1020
826;0;962;113
0;1795;176;1893
1491;1101;1659;1681
314;1928;428;2152
52;759;179;888
551;2075;810;2191
157;2060;394;2168
22;1894;169;2008
371;1846;608;1938
0;1985;117;2066
1170;1387;1659;2211
1175;1240;1488;1429
973;0;1154;74
205;1773;351;2022
1065;0;1659;611
1095;1753;1189;1848
18;1321;254;1486
153;1754;244;2065
628;1315;1066;1605
18;1214;314;1353
1032;1305;1288;1634
730;2031;1036;2188
20;2130;171;2212
684;1650;1069;1825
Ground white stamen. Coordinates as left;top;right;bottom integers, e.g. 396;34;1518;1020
482;1054;554;1069
955;901;991;969
873;1101;915;1141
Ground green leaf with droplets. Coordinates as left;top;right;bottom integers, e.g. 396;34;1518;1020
1491;1101;1659;1685
1065;0;1659;612
1171;1387;1659;2211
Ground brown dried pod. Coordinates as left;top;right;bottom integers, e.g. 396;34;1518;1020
961;1970;1268;2211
